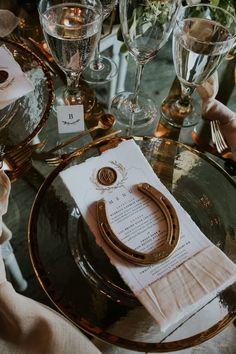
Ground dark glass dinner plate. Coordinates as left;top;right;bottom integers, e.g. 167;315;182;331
0;101;18;132
0;38;54;150
28;137;236;352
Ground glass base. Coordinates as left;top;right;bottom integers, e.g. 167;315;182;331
111;91;157;134
53;84;96;113
161;96;201;128
82;56;118;84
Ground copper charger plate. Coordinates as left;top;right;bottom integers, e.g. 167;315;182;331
28;137;236;352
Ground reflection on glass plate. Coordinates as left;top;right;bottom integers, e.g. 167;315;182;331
0;101;19;132
0;38;54;150
28;137;236;352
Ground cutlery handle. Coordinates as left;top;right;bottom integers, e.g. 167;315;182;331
67;130;122;159
48;125;98;153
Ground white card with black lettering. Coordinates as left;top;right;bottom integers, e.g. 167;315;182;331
57;105;84;134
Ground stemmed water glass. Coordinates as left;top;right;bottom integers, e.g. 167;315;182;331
82;0;118;84
38;0;102;113
161;4;236;128
111;0;181;134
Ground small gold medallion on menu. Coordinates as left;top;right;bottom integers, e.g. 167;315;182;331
97;167;117;186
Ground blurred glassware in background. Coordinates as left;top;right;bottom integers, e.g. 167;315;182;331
82;0;118;84
111;0;181;135
161;4;236;128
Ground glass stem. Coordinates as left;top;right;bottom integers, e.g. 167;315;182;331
179;83;195;107
65;71;81;104
92;43;104;71
132;63;144;106
128;63;145;135
169;83;196;122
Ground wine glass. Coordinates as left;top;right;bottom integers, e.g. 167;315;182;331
161;4;236;128
111;0;181;134
38;0;102;113
82;0;118;84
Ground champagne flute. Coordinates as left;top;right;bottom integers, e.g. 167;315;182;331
161;4;236;128
82;0;118;84
111;0;181;134
38;0;102;113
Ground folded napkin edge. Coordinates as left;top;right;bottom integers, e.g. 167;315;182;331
137;244;236;331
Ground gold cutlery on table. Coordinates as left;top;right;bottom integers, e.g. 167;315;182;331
47;113;116;154
1;141;45;168
0;141;46;181
33;113;116;161
5;162;32;182
45;130;121;166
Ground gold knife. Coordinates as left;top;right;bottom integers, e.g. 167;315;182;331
68;130;122;160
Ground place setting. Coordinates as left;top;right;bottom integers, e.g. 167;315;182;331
28;2;236;351
0;1;236;353
28;132;236;351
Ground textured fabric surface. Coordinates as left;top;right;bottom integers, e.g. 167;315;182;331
0;282;102;354
0;170;101;354
138;245;236;331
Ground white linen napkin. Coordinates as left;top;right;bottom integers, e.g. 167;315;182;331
0;45;34;110
60;139;236;331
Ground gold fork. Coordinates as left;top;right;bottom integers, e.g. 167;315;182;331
210;120;229;154
5;161;32;182
3;141;46;168
45;131;121;166
1;141;46;180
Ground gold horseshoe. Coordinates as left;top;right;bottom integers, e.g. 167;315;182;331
97;183;180;266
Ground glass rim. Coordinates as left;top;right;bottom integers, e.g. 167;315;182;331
176;3;236;45
38;1;103;30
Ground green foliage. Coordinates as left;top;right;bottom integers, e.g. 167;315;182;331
117;0;236;48
209;0;236;15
